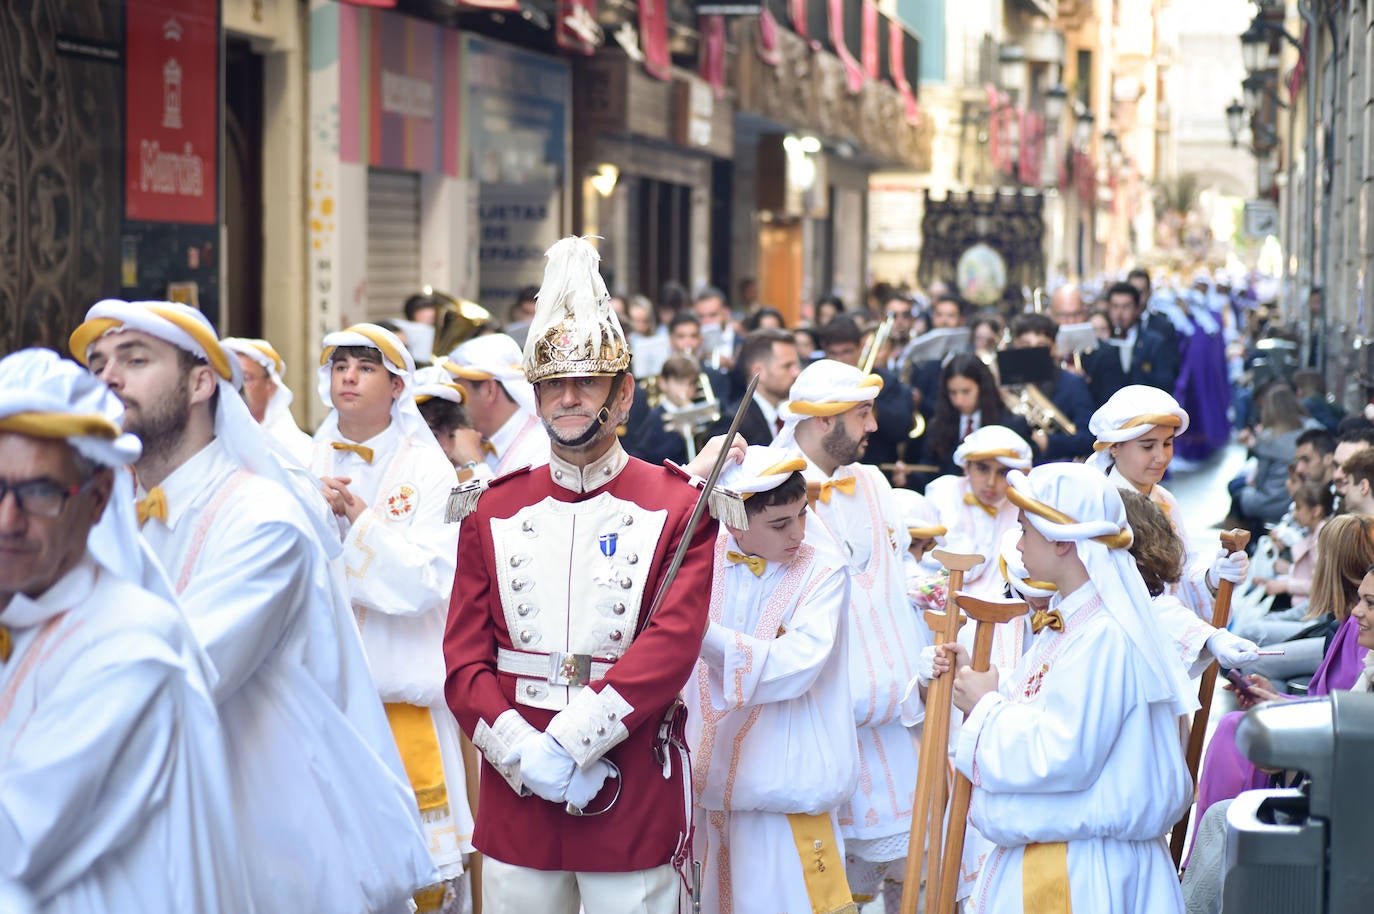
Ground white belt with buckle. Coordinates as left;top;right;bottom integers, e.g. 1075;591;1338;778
497;647;613;687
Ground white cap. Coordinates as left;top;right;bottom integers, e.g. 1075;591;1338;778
221;336;297;424
1006;463;1197;717
413;365;468;406
1087;385;1189;472
890;489;947;541
775;359;883;448
443;332;536;416
715;444;807;498
953;424;1033;471
0;348;141;468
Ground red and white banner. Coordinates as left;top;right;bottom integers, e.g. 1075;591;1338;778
126;0;218;224
699;15;727;98
557;0;600;55
640;0;671;80
828;0;865;93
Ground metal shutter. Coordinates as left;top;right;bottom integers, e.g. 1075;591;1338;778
366;168;421;321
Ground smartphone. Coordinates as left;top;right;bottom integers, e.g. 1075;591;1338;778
1224;668;1259;700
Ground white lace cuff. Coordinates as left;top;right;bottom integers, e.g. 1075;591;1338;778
545;684;634;767
473;709;539;794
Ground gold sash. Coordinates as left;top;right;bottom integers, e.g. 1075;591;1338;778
1022;842;1072;914
384;702;450;815
786;812;859;914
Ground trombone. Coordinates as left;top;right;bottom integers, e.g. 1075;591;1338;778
859;314;896;375
999;382;1077;436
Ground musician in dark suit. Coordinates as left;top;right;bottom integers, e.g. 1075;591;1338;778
667;311;733;404
816;317;917;471
1082;282;1178;406
708;328;802;445
1130;267;1180;380
1008;314;1097;462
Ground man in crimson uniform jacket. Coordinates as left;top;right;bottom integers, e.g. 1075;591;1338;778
444;237;716;914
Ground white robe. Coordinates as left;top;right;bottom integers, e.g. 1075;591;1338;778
924;474;1021;597
313;420;475;876
803;460;929;852
141;440;436;913
0;556;251;913
686;528;856;913
485;409;549;476
263;405;316;466
955;583;1191;914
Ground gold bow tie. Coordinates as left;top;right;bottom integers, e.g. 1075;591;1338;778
481;440;498;456
1030;608;1065;634
816;476;856;504
963;492;998;517
726;550;767;577
0;627;10;663
136;487;167;527
331;441;374;464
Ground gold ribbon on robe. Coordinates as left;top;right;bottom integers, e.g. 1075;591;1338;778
384;703;449;817
136;487;167;526
331;441;374;464
726;550;767;577
0;627;10;663
786;812;859;914
963;492;998;517
1022;841;1072;913
1030;608;1065;634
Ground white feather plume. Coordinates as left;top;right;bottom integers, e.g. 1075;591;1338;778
522;236;622;368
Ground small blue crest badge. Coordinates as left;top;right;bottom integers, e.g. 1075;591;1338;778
598;532;618;557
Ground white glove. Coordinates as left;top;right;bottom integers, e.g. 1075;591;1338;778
1206;629;1260;668
916;645;938;686
1208;549;1250;588
501;732;575;803
565;760;618;810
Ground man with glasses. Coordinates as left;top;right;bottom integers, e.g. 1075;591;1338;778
0;348;250;911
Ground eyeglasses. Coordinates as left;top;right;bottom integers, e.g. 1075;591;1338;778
0;477;92;518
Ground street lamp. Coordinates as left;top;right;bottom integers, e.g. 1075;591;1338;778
1074;109;1094;149
1103;129;1120;158
1240;17;1269;75
998;44;1027;100
1226;99;1246;147
1242;74;1263;113
1044;84;1068;125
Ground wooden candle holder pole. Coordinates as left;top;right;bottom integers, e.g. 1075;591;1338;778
931;593;1029;914
898;550;982;914
1169;529;1251;868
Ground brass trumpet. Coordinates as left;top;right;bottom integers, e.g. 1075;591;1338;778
859;314;896;375
999;383;1077;436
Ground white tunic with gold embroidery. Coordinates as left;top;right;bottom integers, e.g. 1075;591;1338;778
312;421;474;877
686;528;856;913
803;459;928;852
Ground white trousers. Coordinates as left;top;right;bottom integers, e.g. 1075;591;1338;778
482;857;681;914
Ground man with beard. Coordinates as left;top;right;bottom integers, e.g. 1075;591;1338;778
774;359;931;910
444;237;717;913
708;327;801;445
71;300;437;914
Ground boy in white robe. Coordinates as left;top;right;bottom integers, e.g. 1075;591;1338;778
686;446;857;914
311;324;476;912
942;463;1197;914
775;359;929;908
924;425;1032;598
72;301;436;914
0;349;250;913
221;336;315;465
1087;386;1249;618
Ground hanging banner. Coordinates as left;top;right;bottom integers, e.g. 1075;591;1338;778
789;0;807;40
889;17;919;125
756;5;781;66
125;0;219;224
557;0;601;55
700;14;727;98
640;0;671;80
827;0;864;93
861;0;879;81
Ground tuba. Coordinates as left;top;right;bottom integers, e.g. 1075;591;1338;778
999;382;1078;436
428;287;493;356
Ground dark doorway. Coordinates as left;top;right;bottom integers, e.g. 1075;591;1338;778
633;177;691;298
224;38;263;338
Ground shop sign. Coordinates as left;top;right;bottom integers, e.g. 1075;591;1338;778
126;0;218;224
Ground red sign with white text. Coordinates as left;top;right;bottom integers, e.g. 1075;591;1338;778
126;0;219;224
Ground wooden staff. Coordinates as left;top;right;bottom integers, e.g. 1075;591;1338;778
932;593;1030;914
899;550;982;914
1169;528;1252;868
